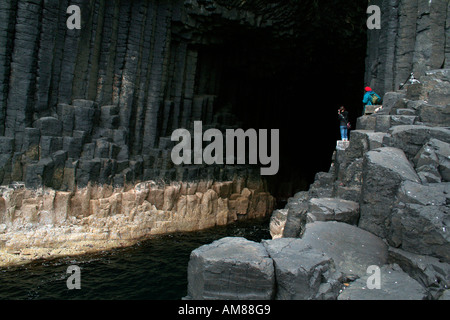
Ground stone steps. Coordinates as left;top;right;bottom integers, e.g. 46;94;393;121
264;71;450;299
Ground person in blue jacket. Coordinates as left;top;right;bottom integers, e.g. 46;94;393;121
338;106;349;141
362;86;381;114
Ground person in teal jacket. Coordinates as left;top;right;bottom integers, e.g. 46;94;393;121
362;86;381;114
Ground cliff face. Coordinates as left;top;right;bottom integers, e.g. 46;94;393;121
0;1;372;265
365;0;450;95
1;0;300;264
1;0;269;189
187;70;450;301
186;0;450;300
0;0;368;197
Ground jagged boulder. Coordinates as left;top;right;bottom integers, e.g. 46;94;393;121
374;115;417;132
356;115;376;131
380;91;406;115
417;103;450;127
269;208;288;239
308;197;359;225
33;117;62;137
335;130;387;194
186;237;275;300
345;130;387;162
337;264;428;300
359;147;420;239
388;247;450;299
413;138;450;182
308;172;334;198
72;100;98;136
299;221;388;278
282;196;308;238
418;69;450;106
383;125;450;161
263;238;342;300
390;181;450;263
440;290;450;300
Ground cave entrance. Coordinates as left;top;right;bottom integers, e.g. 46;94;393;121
191;5;367;203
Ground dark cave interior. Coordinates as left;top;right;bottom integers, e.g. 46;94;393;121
0;0;368;203
188;1;368;201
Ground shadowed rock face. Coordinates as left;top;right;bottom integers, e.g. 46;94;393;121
184;0;450;297
0;0;368;200
0;0;370;262
0;179;275;266
365;0;450;95
187;237;275;300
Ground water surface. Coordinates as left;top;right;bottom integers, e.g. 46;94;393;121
0;218;270;300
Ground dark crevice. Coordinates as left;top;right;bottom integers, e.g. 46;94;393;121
187;2;367;200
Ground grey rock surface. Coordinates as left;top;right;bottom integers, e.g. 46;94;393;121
299;221;388;278
186;237;275;300
414;138;450;182
384;125;450;160
338;264;428;300
263;238;342;300
308;197;359;225
359;147;420;239
388;247;450;299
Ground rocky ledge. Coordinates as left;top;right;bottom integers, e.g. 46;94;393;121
0;179;274;267
185;69;450;300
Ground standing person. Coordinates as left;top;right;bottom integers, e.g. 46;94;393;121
338;106;349;141
362;86;381;114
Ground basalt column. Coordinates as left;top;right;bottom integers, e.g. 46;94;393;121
365;0;450;95
0;1;369;256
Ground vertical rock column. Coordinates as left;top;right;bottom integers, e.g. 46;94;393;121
71;0;106;102
0;0;18;135
57;0;83;105
412;0;448;76
47;0;69;111
393;0;418;88
142;2;172;152
5;0;42;150
445;1;450;68
95;0;119;106
169;41;188;132
379;0;399;93
35;0;63;117
365;0;450;94
118;0;148;134
111;0;131;107
131;3;157;156
180;48;198;129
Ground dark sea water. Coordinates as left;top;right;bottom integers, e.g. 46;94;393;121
0;218;271;300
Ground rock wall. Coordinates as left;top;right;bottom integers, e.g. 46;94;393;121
0;178;274;266
0;0;296;264
0;0;303;190
365;0;450;95
186;69;450;300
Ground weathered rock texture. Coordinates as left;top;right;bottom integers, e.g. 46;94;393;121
186;237;275;300
0;0;370;203
1;0;322;264
273;70;450;299
0;1;367;262
0;179;274;266
187;68;450;299
366;0;450;95
184;0;450;301
0;0;283;189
